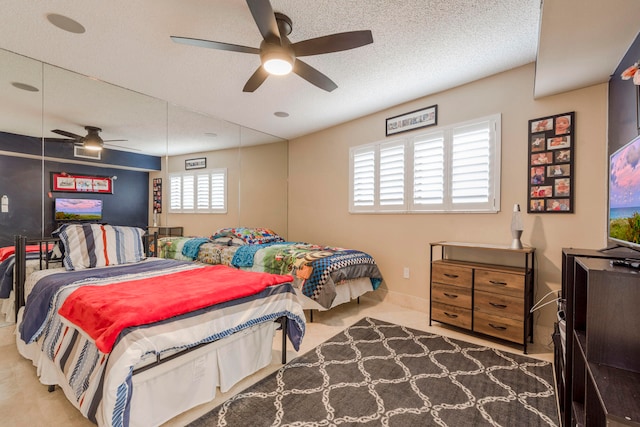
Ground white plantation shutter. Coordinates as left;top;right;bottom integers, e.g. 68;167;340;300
182;175;195;210
452;122;490;204
169;169;227;213
352;147;375;207
349;114;500;213
210;171;226;211
379;142;405;209
196;173;209;209
170;175;182;210
451;119;499;211
412;132;445;207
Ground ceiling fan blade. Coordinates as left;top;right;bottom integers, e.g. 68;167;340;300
292;30;373;57
243;66;270;92
170;36;260;54
51;129;83;140
104;143;140;151
103;139;128;143
246;0;280;44
293;60;338;92
46;137;80;144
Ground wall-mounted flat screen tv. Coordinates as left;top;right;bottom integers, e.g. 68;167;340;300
609;134;640;250
54;198;103;222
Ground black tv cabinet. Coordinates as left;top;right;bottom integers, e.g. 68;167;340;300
558;248;640;427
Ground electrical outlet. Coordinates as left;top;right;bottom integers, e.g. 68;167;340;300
403;267;410;279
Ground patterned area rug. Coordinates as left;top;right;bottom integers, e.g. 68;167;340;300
188;317;558;426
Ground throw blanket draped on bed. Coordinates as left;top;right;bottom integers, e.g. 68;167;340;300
231;242;294;268
181;237;211;259
59;265;293;353
20;259;189;343
255;244;384;308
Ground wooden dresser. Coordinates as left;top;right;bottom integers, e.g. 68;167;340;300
429;242;535;353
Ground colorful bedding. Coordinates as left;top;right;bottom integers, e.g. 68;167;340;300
19;257;305;427
248;243;383;308
0;245;54;299
156;235;385;310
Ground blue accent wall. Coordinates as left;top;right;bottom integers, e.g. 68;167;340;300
0;131;159;246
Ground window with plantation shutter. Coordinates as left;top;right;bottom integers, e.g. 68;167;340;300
169;168;227;213
350;114;500;213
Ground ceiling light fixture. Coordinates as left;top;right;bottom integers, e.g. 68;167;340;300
83;127;104;151
46;13;86;34
274;111;289;118
83;137;103;151
261;44;294;76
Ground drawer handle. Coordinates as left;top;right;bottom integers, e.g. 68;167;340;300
489;302;507;309
443;293;458;299
444;273;459;279
443;312;458;319
488;323;507;331
489;280;507;286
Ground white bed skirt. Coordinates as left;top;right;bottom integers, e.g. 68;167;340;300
16;307;279;427
296;277;373;311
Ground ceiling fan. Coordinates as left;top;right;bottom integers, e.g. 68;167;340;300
170;0;373;92
50;126;128;151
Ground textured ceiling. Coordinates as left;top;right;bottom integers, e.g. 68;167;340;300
0;0;638;152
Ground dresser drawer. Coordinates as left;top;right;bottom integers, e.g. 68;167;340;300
473;311;523;344
431;263;472;288
431;283;472;309
474;290;523;321
474;269;524;298
431;302;472;330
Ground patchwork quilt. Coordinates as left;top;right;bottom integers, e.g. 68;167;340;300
156;237;385;309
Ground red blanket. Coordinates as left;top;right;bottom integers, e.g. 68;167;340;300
0;244;50;262
58;264;293;353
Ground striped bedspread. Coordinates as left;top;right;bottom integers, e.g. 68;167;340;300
18;258;305;427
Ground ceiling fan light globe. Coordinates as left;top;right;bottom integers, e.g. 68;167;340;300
83;139;103;151
263;58;293;75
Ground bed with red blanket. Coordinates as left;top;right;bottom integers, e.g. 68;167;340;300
14;225;306;427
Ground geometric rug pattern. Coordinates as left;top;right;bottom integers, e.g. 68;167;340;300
188;317;558;426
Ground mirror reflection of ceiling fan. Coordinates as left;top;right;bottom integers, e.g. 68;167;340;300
51;126;130;151
171;0;373;92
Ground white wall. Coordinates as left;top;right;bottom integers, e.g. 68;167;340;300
287;63;608;341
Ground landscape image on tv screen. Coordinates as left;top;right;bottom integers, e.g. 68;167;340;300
609;135;640;247
55;198;103;221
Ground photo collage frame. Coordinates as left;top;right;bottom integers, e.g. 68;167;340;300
153;178;162;213
527;111;575;213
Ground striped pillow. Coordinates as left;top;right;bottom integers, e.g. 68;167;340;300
55;224;145;270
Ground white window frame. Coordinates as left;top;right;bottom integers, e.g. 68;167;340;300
349;114;501;213
169;168;227;214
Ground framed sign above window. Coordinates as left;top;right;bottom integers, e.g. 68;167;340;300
527;111;575;213
385;105;437;136
185;157;206;170
51;172;113;194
